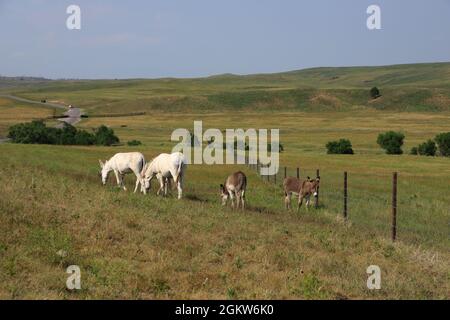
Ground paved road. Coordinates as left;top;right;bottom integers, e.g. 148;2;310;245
0;94;84;141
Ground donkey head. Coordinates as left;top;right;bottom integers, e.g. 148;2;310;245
220;184;229;205
98;160;110;185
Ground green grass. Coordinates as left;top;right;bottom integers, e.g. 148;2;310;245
0;143;448;299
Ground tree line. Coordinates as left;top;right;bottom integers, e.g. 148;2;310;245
7;120;119;146
326;131;450;157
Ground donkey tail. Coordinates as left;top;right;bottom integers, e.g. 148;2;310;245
174;159;183;184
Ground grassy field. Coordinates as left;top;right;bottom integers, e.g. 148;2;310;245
2;62;450;114
0;63;449;299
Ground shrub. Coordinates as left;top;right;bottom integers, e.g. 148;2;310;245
94;125;119;146
326;139;354;154
370;87;381;99
7;121;117;146
377;131;405;155
435;132;450;156
417;139;437;156
8;121;53;144
75;130;95;145
410;146;419;155
127;140;142;146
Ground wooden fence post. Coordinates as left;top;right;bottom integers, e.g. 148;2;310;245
315;169;320;208
274;171;277;184
344;171;348;220
392;172;398;242
296;167;300;179
284;167;287;179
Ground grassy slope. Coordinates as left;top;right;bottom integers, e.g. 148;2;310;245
0;144;448;299
2;62;450;113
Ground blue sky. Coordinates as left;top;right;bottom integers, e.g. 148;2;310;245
0;0;449;79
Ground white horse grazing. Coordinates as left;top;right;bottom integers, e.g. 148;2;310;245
99;152;145;193
141;152;187;199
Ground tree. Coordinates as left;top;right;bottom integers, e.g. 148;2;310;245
417;139;437;156
326;139;354;154
370;87;381;99
59;123;77;145
377;131;405;155
75;130;95;145
435;132;450;157
94;125;119;146
8;121;117;146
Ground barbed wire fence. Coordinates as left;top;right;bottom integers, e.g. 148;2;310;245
245;156;407;244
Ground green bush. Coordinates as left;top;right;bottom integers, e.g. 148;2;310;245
370;87;381;99
326;139;354;154
127;140;142;146
417;139;437;156
94;125;119;146
435;132;450;156
377;131;405;155
75;130;95;145
7;121;118;146
410;146;419;155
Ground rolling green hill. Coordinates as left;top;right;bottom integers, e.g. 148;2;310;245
1;62;450;113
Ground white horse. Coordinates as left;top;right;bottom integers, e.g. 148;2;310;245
141;152;187;199
99;152;145;193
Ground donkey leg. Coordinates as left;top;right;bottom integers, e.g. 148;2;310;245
285;193;291;210
297;195;304;212
120;174;127;191
229;191;235;209
176;179;182;199
241;190;245;210
236;192;241;210
114;170;121;188
133;173;141;193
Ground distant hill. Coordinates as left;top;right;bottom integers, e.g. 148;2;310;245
2;62;450;113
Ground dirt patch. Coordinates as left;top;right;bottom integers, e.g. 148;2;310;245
309;93;342;109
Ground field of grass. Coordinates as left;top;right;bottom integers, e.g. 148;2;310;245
1;62;450;114
0;62;449;299
0;143;448;299
0;98;56;137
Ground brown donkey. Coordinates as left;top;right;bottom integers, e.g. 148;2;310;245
220;171;247;209
283;176;320;211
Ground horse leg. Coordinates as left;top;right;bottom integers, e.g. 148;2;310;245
241;190;245;210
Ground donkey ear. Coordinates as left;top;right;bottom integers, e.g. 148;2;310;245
307;176;311;181
99;160;104;168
